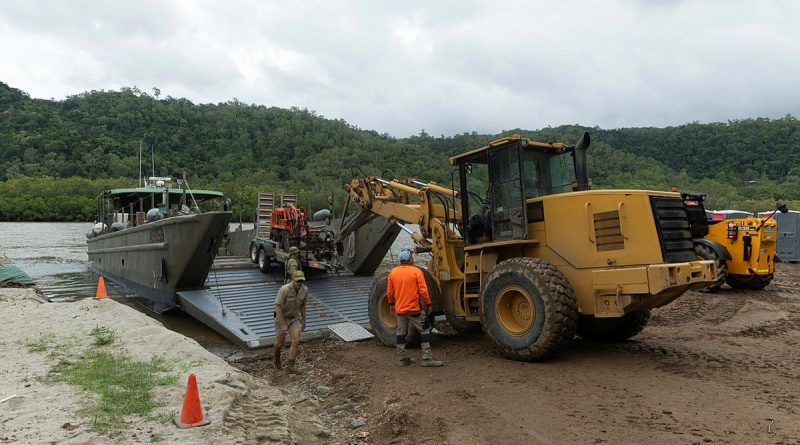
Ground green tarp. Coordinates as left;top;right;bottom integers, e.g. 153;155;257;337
0;265;34;286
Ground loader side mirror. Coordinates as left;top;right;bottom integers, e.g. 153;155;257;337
757;201;789;231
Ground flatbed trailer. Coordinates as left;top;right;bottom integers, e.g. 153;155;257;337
248;238;342;275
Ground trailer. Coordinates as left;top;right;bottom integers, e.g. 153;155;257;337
248;199;342;275
248;190;402;277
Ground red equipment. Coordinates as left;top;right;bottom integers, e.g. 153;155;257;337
269;204;309;248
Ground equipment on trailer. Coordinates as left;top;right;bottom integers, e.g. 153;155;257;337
249;194;342;275
269;204;309;250
338;132;716;361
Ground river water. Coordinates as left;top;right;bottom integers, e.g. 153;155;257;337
0;222;97;299
0;222;247;354
0;221;417;354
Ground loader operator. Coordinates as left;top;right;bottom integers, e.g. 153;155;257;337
284;246;302;283
387;250;443;367
273;270;308;374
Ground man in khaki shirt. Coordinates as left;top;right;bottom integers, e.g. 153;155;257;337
284;246;302;283
274;270;308;373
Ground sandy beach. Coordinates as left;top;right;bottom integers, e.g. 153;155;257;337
0;288;325;445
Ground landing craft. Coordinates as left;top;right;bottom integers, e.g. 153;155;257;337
86;176;231;312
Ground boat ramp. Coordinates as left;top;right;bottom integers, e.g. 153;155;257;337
176;257;374;348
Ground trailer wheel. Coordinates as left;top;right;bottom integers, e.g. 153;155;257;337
480;258;577;361
249;244;259;263
695;244;727;292
576;310;651;342
257;249;271;273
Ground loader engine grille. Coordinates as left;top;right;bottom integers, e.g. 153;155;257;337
594;210;624;252
650;196;696;263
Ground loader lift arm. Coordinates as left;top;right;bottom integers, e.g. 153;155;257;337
336;177;464;284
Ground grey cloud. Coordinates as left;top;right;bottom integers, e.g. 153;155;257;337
1;0;799;137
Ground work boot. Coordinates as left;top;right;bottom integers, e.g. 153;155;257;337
420;358;443;367
273;350;281;370
398;356;414;367
286;359;299;374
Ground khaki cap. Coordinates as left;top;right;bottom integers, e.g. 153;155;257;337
289;246;300;254
292;270;306;281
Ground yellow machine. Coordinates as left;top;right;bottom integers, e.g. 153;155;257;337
682;194;786;291
338;133;716;361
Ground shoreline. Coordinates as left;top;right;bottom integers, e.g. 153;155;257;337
0;287;325;444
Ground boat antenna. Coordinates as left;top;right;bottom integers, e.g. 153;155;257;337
138;140;143;187
150;142;155;180
182;172;200;211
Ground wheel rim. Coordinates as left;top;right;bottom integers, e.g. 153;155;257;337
258;251;266;268
495;285;535;336
378;293;397;331
251;246;258;261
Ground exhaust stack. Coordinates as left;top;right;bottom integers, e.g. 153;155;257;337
572;131;591;191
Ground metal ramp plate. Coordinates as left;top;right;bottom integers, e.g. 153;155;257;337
328;322;374;342
205;267;280;287
177;268;374;349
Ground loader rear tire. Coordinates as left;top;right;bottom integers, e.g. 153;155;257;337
480;258;577;361
576;309;651;342
726;274;773;290
695;244;727;292
749;275;773;290
368;272;420;347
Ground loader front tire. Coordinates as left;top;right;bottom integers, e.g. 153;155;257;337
368;272;396;346
480;258;577;361
444;285;481;334
695;244;727;292
445;311;482;334
367;272;421;347
576;309;651;342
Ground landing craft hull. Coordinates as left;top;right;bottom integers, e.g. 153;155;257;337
87;211;232;312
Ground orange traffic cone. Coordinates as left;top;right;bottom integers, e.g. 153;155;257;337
94;276;108;299
174;374;210;428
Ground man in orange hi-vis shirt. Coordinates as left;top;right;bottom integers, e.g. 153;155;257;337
387;249;444;367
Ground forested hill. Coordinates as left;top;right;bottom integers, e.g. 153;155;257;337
1;81;798;221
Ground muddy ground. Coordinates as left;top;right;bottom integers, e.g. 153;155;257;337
231;263;800;445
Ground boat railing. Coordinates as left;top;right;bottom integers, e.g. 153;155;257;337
88;196;229;239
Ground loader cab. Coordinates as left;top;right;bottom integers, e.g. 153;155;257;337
451;134;585;246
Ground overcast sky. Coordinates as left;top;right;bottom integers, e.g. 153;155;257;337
1;1;798;137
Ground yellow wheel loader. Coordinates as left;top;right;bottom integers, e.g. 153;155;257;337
337;132;716;361
682;193;787;291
